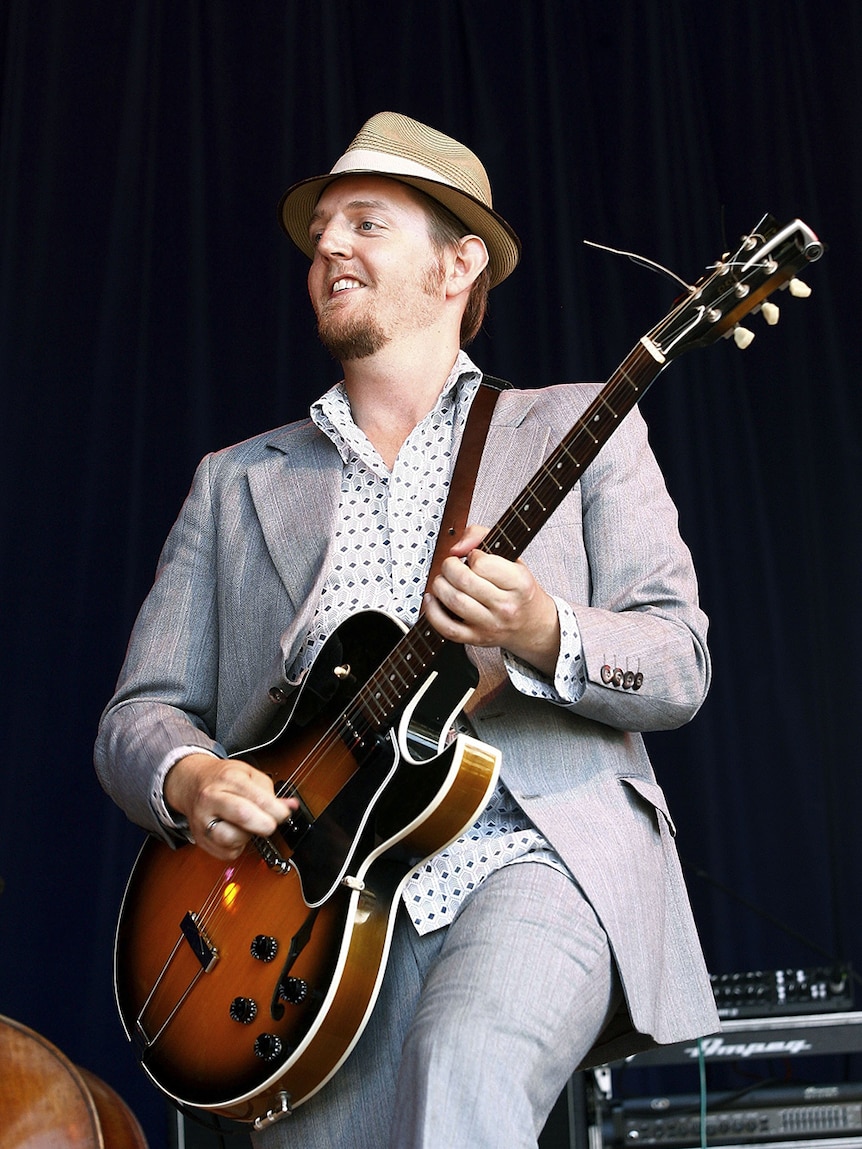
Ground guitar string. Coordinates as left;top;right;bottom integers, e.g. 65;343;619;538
146;851;259;1023
253;283;708;804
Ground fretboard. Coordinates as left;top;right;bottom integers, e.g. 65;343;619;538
345;338;666;740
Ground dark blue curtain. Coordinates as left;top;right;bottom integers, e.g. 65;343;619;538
1;2;859;1143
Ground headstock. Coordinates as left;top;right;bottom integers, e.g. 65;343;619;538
650;214;824;363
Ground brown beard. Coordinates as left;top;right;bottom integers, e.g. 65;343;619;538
316;311;388;362
315;257;446;363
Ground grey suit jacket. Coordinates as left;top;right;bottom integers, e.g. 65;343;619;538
95;381;719;1064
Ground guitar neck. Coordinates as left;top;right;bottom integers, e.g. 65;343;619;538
480;338;665;563
345;212;824;738
350;339;666;736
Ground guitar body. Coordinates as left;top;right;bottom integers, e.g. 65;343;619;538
114;610;501;1125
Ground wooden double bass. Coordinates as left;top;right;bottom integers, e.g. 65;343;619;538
0;1013;148;1149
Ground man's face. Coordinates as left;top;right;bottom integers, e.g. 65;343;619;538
306;175;447;362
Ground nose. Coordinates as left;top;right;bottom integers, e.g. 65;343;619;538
314;217;352;260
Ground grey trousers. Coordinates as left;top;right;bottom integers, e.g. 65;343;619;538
255;861;621;1149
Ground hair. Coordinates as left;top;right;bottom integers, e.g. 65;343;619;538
409;188;491;347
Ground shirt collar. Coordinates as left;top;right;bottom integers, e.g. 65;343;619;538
310;350;483;466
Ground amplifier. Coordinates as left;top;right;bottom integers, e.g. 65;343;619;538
601;1083;862;1147
711;966;854;1019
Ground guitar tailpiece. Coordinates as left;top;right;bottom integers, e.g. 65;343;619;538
253;1090;293;1130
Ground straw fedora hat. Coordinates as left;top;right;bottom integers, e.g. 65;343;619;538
278;111;521;288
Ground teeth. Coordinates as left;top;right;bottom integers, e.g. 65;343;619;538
332;278;361;293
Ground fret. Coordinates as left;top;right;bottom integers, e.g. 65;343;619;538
510;505;535;534
556;439;585;468
521;481;548;514
595;391;621;419
618;365;642;394
575;415;599;444
490;524;517;552
347;618;450;734
357;686;389;725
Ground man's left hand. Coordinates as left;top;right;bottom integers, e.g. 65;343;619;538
424;524;561;677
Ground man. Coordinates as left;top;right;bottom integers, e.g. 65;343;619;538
96;112;718;1148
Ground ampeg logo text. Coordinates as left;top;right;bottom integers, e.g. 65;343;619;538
684;1036;813;1059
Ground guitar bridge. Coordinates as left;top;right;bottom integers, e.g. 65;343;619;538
254;804;310;872
180;911;218;972
256;838;292;874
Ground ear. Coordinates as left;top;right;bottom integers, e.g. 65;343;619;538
445;235;489;300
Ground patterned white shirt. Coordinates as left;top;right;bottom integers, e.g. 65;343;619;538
291;351;586;933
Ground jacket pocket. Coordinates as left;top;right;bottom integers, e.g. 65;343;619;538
620;775;677;837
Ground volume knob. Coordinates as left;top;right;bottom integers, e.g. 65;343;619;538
253;1033;283;1062
250;934;279;962
279;976;309;1005
229;996;258;1024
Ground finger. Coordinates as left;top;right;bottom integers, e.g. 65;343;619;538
436;553;524;616
445;522;490;558
199;760;295;829
201;793;290;840
195;815;249;860
424;588;485;636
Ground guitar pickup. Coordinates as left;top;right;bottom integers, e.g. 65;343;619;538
277;804;311;850
180;910;218;972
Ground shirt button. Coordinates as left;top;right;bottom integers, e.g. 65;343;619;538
268;686;288;704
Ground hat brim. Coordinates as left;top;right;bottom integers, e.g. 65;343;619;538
278;171;521;289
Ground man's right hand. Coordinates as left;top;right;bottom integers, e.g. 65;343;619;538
164;753;297;859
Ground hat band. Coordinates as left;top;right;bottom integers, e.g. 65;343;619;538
330;148;457;189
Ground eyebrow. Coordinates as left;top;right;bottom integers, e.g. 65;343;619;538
309;198;392;227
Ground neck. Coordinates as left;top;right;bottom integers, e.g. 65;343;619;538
342;338;463;468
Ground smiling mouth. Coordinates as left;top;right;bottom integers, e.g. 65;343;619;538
330;277;364;296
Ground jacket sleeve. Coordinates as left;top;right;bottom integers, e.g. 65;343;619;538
471;386;711;734
93;452;229;836
559;396;711;731
94;425;339;837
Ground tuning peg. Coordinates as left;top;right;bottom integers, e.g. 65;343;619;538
760;301;780;326
733;325;756;349
788;277;812;298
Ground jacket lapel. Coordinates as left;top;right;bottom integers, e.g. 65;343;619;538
244;390;554;634
246;422;342;619
470;390;552;524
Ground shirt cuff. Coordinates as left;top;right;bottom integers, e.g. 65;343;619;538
150;745;219;838
503;597;587;704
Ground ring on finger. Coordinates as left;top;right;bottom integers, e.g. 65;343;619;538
205;816;222;837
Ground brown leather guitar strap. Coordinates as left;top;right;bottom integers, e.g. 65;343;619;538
424;377;509;592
